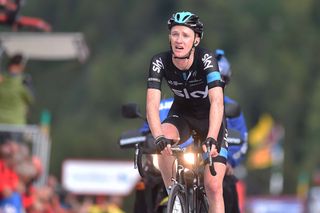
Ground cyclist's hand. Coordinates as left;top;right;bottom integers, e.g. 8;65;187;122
202;137;221;157
162;143;172;156
155;136;172;155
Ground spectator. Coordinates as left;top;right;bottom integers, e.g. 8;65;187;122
0;136;24;212
0;53;34;125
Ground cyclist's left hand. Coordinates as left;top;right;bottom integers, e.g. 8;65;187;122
202;137;221;157
210;144;219;157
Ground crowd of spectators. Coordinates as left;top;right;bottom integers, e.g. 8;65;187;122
0;132;125;213
0;54;126;212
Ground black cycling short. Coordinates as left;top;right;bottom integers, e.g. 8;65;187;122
163;108;228;164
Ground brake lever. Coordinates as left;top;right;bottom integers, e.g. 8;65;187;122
205;141;216;176
134;143;139;169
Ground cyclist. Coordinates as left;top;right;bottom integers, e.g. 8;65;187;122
141;49;247;212
146;11;227;212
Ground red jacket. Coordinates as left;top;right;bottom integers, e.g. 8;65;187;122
0;159;18;197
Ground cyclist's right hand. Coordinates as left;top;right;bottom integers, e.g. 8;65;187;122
154;135;172;154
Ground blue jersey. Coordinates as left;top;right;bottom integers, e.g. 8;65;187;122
140;97;248;167
140;98;174;133
224;96;248;167
0;192;24;213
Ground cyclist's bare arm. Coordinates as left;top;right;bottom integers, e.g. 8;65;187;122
206;86;224;156
146;88;163;138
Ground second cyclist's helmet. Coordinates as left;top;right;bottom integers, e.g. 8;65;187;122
215;49;232;84
168;11;204;38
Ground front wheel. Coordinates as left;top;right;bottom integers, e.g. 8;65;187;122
196;190;209;213
167;184;188;213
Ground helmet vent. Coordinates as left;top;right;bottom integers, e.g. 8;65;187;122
182;15;190;22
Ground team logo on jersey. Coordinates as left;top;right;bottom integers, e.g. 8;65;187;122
224;129;229;148
172;86;208;99
202;54;214;70
168;80;183;86
152;57;164;73
192;70;198;77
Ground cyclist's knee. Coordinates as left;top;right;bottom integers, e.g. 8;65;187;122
205;168;225;196
206;179;223;195
161;123;179;140
205;181;222;193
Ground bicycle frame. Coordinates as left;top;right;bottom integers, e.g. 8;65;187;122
168;138;210;213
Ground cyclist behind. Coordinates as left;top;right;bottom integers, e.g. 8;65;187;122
146;11;227;212
215;49;248;213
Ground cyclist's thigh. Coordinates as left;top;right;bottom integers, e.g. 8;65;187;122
187;115;227;143
187;115;229;163
162;115;191;143
186;115;209;141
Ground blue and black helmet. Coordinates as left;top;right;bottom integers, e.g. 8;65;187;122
215;49;232;84
168;11;204;38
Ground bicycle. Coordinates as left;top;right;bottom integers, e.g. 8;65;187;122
119;102;241;213
166;132;216;213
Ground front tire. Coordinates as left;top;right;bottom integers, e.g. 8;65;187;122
167;184;188;213
197;191;209;213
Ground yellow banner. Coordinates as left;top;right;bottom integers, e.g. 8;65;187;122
249;114;274;148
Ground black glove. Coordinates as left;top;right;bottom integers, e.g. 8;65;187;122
204;137;221;153
154;135;172;152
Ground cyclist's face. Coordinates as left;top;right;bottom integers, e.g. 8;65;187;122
169;25;198;57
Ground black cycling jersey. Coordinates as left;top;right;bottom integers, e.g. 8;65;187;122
147;47;223;119
147;47;227;163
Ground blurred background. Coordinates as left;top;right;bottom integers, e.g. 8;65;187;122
0;0;320;212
